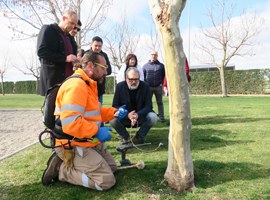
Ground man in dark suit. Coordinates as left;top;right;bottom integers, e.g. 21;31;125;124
110;67;158;144
86;36;112;104
37;9;78;96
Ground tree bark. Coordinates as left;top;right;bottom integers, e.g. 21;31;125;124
1;76;5;96
219;67;227;97
148;0;194;192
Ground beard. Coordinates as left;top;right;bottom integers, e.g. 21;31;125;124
91;74;104;83
128;82;139;90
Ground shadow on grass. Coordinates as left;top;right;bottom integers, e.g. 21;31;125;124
115;159;270;194
110;125;254;158
191;128;254;151
1;159;269;199
0;160;180;199
194;159;270;189
109;123;170;158
192;115;270;126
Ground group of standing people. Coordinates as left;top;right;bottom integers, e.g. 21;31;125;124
37;8;190;192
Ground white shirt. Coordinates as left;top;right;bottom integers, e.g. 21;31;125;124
116;65;144;83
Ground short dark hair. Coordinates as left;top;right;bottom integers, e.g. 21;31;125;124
77;19;82;26
81;52;104;69
92;36;103;44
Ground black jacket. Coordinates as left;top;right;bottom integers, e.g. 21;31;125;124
112;81;153;118
86;48;112;96
37;23;77;96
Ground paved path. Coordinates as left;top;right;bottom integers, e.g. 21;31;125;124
0;110;44;160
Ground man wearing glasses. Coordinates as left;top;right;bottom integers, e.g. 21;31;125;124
41;51;128;190
69;19;82;54
110;67;158;144
37;9;78;96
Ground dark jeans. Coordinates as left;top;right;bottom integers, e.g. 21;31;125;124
109;112;158;139
150;85;164;121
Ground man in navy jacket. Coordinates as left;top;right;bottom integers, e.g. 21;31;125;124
143;51;165;122
110;67;158;144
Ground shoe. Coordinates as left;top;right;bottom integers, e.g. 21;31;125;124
42;152;63;186
121;138;131;144
160;118;165;123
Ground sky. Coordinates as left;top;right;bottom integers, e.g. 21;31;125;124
1;0;270;82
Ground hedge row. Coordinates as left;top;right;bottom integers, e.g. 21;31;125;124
0;81;38;94
1;69;269;95
189;69;270;94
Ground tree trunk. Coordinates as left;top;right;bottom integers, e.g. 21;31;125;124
76;0;81;49
1;76;5;96
148;0;194;192
36;78;39;95
219;67;227;97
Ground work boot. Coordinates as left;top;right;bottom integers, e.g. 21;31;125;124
42;152;62;186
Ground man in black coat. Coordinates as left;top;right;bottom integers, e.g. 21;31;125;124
37;9;78;96
110;67;158;144
86;36;112;104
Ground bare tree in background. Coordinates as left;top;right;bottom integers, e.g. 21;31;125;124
13;54;40;94
147;28;162;52
104;14;140;71
0;0;112;47
195;0;264;97
0;0;112;82
0;55;9;96
148;0;194;192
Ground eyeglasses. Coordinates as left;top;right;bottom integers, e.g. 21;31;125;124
94;62;108;70
74;27;81;31
127;78;139;81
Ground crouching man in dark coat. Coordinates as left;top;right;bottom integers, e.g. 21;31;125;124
110;67;158;144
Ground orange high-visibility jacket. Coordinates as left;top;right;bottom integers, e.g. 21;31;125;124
54;68;116;147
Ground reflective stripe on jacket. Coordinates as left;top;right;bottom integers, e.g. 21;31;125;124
54;68;116;147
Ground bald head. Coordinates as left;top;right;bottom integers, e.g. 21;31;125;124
150;50;158;62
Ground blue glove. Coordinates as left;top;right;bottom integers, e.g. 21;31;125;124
114;105;128;120
96;127;112;143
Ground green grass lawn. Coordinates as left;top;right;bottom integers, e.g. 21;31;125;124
0;95;270;199
0;94;44;109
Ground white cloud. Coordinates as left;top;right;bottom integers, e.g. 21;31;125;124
107;0;148;22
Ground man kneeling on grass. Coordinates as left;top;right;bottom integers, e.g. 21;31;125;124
41;52;127;191
110;67;158;144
